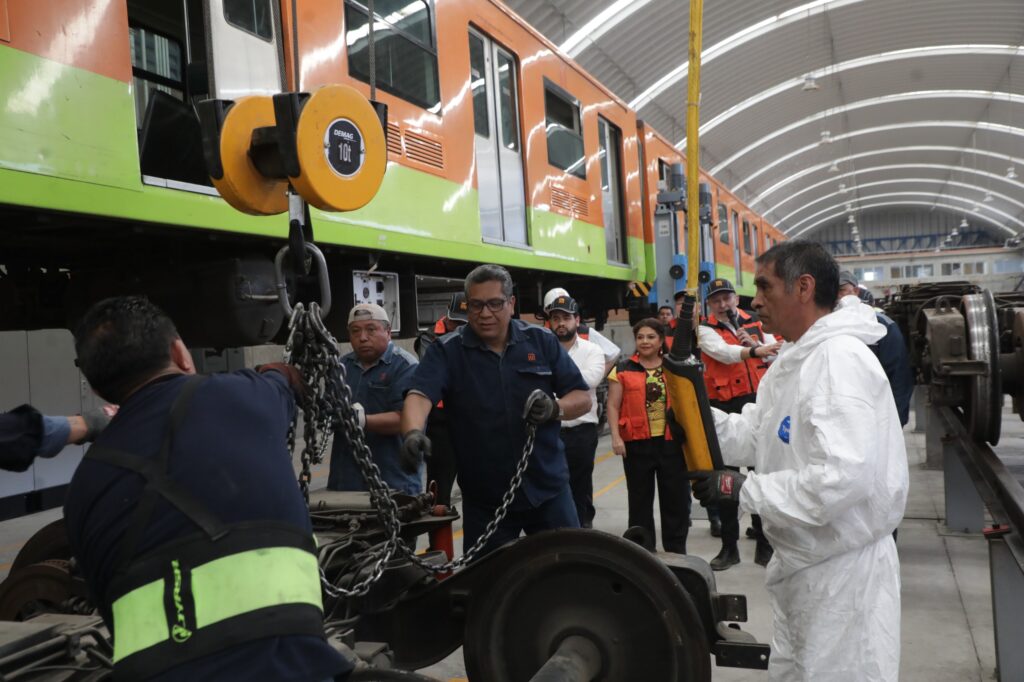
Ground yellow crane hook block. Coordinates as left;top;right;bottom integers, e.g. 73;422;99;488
663;293;726;473
197;85;386;215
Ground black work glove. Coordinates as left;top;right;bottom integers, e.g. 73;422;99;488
80;407;113;443
400;429;431;473
523;389;559;425
687;469;746;507
257;363;311;405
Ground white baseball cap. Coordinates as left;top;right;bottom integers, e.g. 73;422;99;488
543;287;570;309
347;303;390;325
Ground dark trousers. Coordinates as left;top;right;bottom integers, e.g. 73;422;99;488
709;393;767;548
622;435;691;554
560;423;599;528
462;485;580;558
426;420;457;506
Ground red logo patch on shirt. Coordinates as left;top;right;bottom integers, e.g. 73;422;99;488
720;475;734;496
527;352;536;362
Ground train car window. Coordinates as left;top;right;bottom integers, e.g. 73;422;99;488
718;204;729;244
544;82;585;179
497;52;520;151
752;225;759;258
224;0;274;41
345;0;440;110
468;34;489;137
742;220;751;254
129;26;184;127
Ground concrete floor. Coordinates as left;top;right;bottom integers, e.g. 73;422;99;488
0;417;1001;681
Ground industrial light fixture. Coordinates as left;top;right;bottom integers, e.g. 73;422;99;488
839;183;848;193
851;225;859;235
847;214;856;225
959;217;968;229
820;130;833;144
802;74;820;91
845;202;853;211
828;160;840;172
1008;165;1019;179
984;192;994;202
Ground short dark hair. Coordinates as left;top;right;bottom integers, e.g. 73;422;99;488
657;306;674;314
756;240;838;310
464;264;514;299
74;296;180;403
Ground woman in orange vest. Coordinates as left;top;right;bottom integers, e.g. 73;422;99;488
607;318;690;554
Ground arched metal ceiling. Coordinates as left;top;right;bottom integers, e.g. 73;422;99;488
501;0;1024;241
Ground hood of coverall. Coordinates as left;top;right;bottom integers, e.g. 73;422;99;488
770;294;886;372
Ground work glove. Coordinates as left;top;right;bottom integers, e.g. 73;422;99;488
257;362;311;405
400;429;431;473
523;389;559;425
80;406;115;443
687;469;746;507
351;402;366;429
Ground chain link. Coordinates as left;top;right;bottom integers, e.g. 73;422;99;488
285;303;537;596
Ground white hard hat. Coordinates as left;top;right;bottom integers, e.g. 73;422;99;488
543;287;570;309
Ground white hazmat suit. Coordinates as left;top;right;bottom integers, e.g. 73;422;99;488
712;296;909;681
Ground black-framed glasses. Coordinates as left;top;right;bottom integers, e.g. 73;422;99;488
466;297;508;314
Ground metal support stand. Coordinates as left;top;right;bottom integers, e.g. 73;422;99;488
913;385;928;434
989;534;1024;681
937;406;985;533
924;398;945;470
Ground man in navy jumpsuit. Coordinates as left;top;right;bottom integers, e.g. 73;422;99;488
64;296;350;681
400;265;592;555
328;303;420;494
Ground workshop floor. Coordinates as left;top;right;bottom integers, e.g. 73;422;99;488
0;411;1002;681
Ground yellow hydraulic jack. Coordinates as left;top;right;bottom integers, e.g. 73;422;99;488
662;0;726;474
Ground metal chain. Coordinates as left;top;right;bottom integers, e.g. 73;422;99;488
284;303;538;596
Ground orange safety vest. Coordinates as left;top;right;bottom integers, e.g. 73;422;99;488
615;356;673;442
699;310;769;402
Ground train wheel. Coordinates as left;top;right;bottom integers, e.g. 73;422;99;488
463;530;711;681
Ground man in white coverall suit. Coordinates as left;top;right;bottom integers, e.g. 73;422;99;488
689;240;908;681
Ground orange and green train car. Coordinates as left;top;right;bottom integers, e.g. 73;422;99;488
0;0;781;345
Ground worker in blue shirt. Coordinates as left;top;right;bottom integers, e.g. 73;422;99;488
1;406;111;472
328;303;421;494
64;296;350;681
838;272;914;426
400;264;592;555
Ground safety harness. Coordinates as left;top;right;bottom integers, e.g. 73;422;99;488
84;376;324;680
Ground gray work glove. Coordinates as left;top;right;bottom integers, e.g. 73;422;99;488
400;429;431;473
80;407;113;443
523;389;559;425
687;469;746;507
351;402;366;429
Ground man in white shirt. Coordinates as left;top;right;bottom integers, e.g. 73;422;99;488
543;287;620;375
546;294;607;528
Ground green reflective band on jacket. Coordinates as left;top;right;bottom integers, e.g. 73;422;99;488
111;546;323;663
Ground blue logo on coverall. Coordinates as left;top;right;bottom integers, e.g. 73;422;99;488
778;416;791;444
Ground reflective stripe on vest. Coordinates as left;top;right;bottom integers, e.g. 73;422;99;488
111;546;322;663
700;312;769;402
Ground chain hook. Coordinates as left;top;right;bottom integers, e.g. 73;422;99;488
275;241;332;319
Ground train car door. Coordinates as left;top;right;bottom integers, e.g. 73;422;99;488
469;29;527;246
599;117;628;264
205;0;284;98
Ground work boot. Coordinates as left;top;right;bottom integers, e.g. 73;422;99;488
745;526;757;539
709;518;722;537
710;544;740;571
754;541;774;567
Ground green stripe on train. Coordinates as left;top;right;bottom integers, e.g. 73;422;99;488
0;45;644;281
